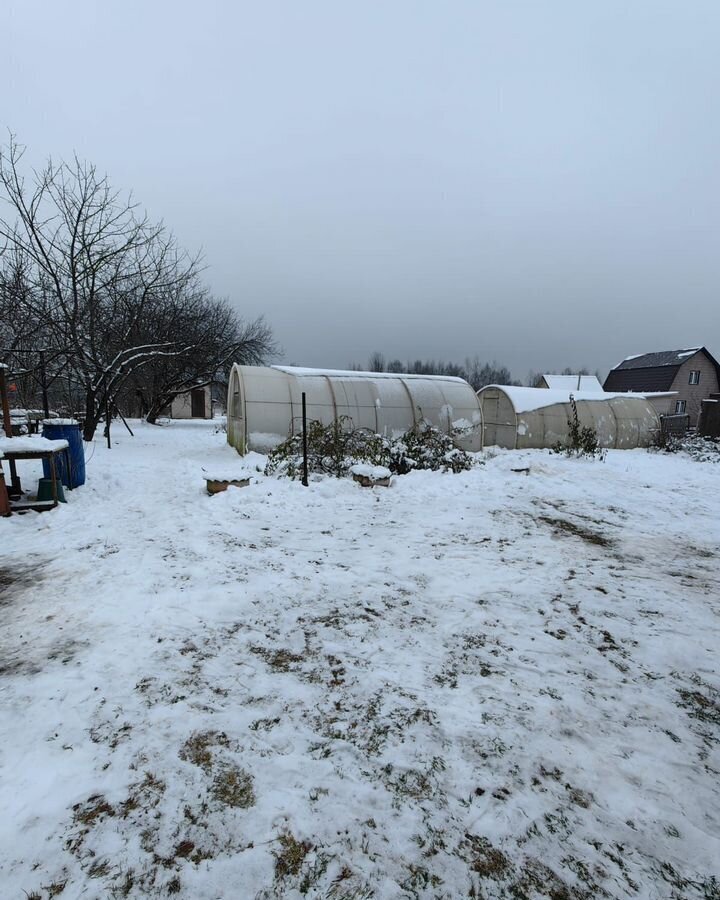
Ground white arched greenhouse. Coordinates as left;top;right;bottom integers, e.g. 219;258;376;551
227;365;484;454
477;386;660;450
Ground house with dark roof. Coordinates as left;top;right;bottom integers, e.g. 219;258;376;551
604;347;720;424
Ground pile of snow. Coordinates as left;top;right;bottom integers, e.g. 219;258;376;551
349;463;392;480
0;436;69;453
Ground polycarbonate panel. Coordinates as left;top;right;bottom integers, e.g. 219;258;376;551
332;379;381;432
229;365;484;453
241;367;294;451
478;386;660;451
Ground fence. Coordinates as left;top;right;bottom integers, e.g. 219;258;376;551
660;413;690;438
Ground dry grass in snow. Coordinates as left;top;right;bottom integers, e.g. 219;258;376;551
0;420;718;899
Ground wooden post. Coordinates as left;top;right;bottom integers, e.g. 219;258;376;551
301;391;309;487
0;367;13;438
0;366;21;495
0;467;10;516
50;453;58;508
115;404;134;436
106;399;111;449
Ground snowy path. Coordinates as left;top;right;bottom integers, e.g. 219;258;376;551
1;421;718;899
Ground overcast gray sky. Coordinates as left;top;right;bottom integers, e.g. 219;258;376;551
5;1;720;380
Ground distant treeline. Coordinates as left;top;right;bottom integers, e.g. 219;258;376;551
350;353;518;391
351;354;600;391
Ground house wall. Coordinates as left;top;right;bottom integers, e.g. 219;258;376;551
646;395;676;418
670;353;720;425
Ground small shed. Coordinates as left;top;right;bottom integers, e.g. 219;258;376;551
170;385;212;419
227;365;483;454
169;380;226;420
477;385;660;450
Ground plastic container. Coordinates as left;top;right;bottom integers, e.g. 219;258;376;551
36;477;67;503
41;419;86;488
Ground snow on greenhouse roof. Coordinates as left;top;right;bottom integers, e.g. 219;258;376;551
271;365;468;384
483;385;663;414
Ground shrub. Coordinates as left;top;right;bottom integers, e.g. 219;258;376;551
552;395;606;460
265;417;474;479
384;421;474;475
656;433;720;463
264;417;385;478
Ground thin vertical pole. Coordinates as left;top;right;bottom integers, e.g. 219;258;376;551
301;391;309;487
106;399;112;449
39;350;50;419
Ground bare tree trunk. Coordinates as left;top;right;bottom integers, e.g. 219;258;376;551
145;406;162;425
83;388;98;441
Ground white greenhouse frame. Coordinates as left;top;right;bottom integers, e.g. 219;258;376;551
227;365;484;454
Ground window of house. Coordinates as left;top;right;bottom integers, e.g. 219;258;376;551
689;370;700;385
675;400;687;414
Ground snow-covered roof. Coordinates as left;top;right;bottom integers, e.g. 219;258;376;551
614;347;702;370
482;385;661;414
542;374;603;391
271;365;467;384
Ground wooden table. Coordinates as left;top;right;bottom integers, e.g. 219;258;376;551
1;443;71;512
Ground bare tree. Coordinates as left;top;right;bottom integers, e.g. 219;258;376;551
0;136;252;440
134;298;276;424
367;351;386;372
345;353;517;386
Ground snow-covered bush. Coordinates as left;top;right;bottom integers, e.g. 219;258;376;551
384;421;474;475
658;433;720;463
265;418;474;479
265;417;386;479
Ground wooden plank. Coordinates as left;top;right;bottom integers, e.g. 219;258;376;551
9;499;55;512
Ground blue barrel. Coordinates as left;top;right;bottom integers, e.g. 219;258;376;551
42;420;86;488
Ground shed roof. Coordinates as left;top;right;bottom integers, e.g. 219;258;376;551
542;374;603;391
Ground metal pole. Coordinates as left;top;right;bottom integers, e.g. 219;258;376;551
105;399;112;449
301;391;309;487
39;350;50;419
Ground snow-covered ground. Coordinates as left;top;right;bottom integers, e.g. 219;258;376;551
1;420;718;900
